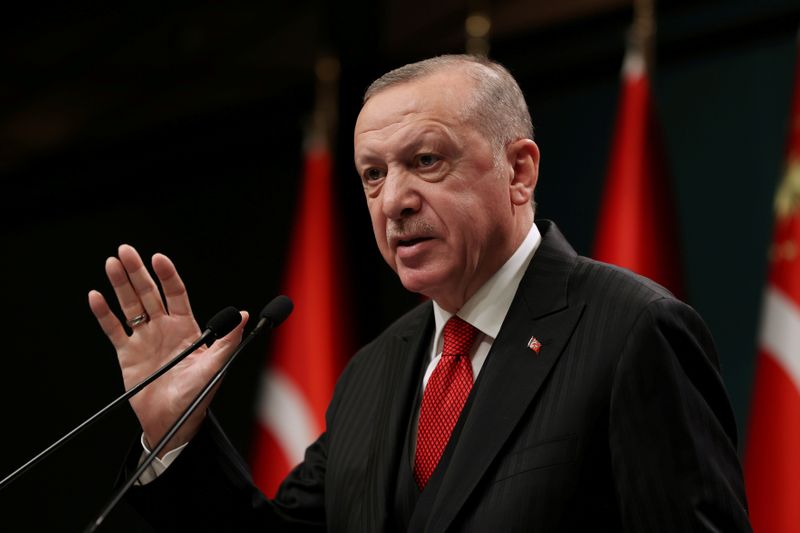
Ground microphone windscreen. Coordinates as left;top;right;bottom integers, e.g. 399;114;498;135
206;306;242;338
260;295;294;327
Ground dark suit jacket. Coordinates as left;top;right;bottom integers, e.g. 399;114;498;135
128;221;751;532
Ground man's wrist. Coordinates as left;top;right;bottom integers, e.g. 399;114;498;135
134;434;189;486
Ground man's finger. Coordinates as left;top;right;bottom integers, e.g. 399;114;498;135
117;244;166;319
106;256;149;323
152;253;193;317
88;290;127;349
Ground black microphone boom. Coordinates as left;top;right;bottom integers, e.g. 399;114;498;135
0;306;241;492
86;296;293;532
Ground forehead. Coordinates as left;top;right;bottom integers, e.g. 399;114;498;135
354;70;476;144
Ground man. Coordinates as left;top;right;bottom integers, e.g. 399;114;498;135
89;55;751;531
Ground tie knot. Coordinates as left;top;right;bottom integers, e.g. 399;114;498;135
442;316;479;358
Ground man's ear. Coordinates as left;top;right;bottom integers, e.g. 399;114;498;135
506;139;540;206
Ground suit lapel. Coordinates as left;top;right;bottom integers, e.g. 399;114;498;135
362;304;433;532
425;221;585;533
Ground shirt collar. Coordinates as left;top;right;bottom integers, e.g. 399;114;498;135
431;222;542;349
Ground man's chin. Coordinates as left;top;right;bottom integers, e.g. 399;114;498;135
397;268;445;299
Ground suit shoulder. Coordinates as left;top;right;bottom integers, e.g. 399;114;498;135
346;301;431;368
567;257;714;354
376;300;433;339
570;255;677;312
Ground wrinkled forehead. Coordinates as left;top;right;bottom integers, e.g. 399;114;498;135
354;70;477;139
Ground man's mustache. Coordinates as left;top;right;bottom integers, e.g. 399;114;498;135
386;218;436;242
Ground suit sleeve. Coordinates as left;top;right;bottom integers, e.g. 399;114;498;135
608;298;751;532
126;413;326;532
125;353;356;532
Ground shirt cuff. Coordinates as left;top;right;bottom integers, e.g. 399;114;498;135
133;434;189;486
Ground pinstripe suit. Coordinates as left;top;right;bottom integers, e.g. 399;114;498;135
129;221;751;532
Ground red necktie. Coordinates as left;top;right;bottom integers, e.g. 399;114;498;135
414;316;479;489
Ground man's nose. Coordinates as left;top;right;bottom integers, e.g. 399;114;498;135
381;170;421;219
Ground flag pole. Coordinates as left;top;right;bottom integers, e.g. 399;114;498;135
631;0;655;76
310;54;339;149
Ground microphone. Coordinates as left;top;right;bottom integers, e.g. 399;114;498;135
86;296;293;532
0;306;242;492
204;306;244;345
260;294;294;328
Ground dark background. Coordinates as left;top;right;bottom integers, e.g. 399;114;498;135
0;0;798;530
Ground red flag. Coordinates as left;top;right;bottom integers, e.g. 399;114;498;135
745;40;800;532
250;138;350;497
594;48;684;296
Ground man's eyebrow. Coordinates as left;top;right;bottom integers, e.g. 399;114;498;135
355;126;458;164
399;128;457;153
353;149;383;163
354;151;384;167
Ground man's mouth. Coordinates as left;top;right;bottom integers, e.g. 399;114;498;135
398;237;432;247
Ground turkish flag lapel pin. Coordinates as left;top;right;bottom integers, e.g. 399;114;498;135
527;336;542;353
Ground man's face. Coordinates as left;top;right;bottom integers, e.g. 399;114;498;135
354;69;524;311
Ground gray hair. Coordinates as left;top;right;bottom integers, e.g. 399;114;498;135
363;55;534;156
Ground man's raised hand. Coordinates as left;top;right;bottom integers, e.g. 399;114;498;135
88;244;247;455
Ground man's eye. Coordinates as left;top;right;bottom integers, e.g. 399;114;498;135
416;154;440;168
363;168;385;182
